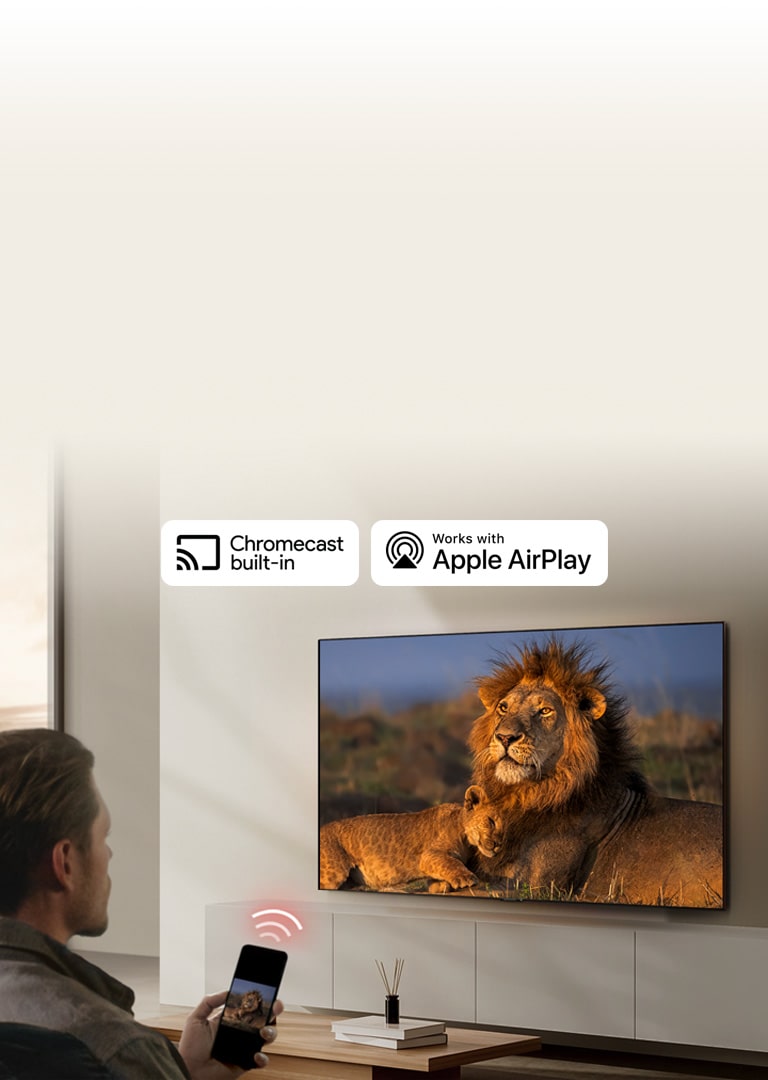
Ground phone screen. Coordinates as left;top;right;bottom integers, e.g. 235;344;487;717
211;945;287;1069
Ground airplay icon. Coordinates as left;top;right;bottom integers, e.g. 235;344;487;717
385;531;425;570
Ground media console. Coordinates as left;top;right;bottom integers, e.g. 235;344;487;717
205;901;768;1060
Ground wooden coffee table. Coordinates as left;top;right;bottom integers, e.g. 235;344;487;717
146;1010;541;1079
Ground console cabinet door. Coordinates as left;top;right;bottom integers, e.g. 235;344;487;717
476;922;635;1038
636;929;768;1051
333;913;477;1022
206;902;335;1008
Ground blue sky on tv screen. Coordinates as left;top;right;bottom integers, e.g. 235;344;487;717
319;622;724;721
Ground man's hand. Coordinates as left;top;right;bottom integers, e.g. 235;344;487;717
179;990;283;1079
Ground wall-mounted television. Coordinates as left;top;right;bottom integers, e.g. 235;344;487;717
319;621;726;909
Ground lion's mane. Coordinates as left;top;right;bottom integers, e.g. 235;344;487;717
470;638;647;813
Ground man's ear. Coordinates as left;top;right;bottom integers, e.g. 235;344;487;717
50;839;77;892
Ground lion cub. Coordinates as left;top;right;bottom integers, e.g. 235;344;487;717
320;785;502;894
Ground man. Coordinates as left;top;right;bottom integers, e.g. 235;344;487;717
0;728;281;1078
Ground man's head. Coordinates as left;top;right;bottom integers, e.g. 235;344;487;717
0;729;111;939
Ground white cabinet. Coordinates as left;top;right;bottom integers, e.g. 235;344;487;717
477;922;635;1038
206;902;768;1055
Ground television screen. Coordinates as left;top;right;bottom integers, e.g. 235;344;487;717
319;621;726;909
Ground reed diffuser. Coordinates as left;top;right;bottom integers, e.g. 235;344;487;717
375;958;404;1025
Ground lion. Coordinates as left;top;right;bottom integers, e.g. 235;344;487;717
223;989;267;1029
320;785;502;894
469;638;723;907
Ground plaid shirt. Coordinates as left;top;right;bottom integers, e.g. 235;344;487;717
0;918;189;1079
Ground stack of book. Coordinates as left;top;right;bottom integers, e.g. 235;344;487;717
331;1015;447;1050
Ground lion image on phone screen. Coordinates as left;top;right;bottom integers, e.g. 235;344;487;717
223;989;267;1030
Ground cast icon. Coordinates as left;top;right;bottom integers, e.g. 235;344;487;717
176;534;221;571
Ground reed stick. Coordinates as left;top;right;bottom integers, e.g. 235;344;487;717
375;958;405;995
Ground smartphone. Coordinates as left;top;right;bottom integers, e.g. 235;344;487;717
211;945;287;1069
